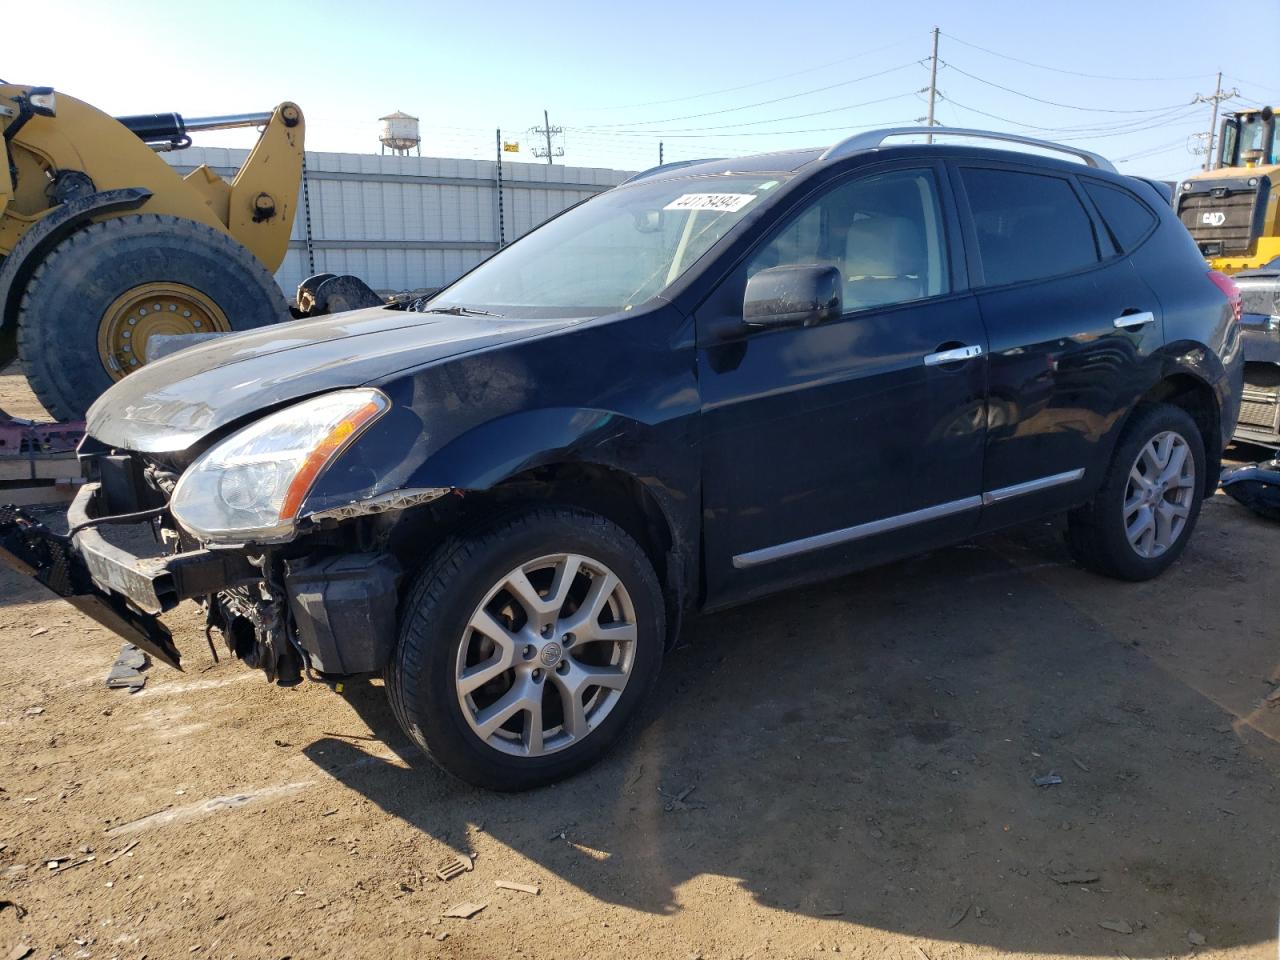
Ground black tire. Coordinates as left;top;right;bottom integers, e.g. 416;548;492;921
386;506;665;791
1066;403;1206;581
16;214;289;420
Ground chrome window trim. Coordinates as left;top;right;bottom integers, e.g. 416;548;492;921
731;468;1085;570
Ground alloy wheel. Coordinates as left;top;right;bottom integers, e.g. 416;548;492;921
1124;430;1196;559
454;553;638;757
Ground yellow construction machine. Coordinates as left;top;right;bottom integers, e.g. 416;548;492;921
1175;106;1280;447
1176;106;1279;271
1;83;307;421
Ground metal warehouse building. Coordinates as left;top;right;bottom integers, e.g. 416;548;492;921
163;148;635;299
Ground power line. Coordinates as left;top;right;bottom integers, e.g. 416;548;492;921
568;90;920;136
940;61;1190;113
940;31;1212;82
573;60;923;129
566;118;917;141
939;96;1199;135
575;37;916;112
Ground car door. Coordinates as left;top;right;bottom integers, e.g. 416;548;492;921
950;161;1165;527
696;163;988;608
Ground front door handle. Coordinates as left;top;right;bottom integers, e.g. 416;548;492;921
924;344;983;366
1113;310;1156;330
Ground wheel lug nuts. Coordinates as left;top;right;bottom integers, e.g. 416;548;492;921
562;633;575;646
556;660;569;675
532;668;543;682
523;644;535;660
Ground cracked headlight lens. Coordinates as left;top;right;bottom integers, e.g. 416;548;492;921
170;389;389;543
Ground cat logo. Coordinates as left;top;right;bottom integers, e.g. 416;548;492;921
1201;211;1227;227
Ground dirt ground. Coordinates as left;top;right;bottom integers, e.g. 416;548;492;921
2;364;1279;960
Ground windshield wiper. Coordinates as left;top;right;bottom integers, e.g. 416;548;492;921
418;305;504;318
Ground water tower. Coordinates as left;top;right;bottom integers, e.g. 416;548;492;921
379;111;421;156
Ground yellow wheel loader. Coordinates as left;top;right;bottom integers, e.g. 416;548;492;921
0;82;379;424
1175;106;1280;446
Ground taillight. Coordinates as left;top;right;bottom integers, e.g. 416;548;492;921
1207;269;1242;324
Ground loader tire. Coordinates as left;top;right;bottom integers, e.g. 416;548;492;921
16;214;289;421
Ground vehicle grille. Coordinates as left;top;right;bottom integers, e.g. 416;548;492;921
1177;183;1259;256
1239;398;1278;430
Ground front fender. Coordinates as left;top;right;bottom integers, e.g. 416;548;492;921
304;403;695;525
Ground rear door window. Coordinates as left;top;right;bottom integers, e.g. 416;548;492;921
959;167;1101;287
1082;180;1158;251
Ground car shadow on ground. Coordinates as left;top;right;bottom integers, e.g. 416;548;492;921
304;525;1279;955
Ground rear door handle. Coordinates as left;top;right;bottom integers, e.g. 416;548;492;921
1113;310;1156;330
924;344;983;366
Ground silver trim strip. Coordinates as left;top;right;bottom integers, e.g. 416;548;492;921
732;495;982;569
1113;311;1155;329
981;468;1085;505
731;468;1086;570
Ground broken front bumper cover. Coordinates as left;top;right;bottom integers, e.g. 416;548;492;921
0;483;256;670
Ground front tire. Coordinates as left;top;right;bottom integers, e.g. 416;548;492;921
387;507;665;791
1066;402;1206;581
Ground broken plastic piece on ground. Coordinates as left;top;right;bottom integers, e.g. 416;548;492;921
106;642;150;691
435;853;475;882
1033;773;1063;787
494;880;539;895
443;901;486;919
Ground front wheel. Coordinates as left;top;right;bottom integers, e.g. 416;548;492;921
386;507;665;790
1066;403;1206;581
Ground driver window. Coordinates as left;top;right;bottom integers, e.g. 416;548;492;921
747;168;949;312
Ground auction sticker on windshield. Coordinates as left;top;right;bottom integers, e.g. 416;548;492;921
663;193;757;213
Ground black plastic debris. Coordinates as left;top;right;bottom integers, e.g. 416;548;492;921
106;643;150;692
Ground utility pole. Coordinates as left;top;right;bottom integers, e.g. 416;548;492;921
659;141;664;165
531;109;564;165
925;26;940;144
494;128;505;248
1194;72;1238;170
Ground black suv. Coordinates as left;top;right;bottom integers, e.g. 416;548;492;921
2;128;1243;790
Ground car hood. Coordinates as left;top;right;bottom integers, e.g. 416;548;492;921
85;306;576;453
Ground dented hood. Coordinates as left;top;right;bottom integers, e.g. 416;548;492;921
85;306;574;453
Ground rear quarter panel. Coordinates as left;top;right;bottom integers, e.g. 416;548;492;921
1129;208;1244;453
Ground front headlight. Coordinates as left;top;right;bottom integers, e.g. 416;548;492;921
170;389;389;543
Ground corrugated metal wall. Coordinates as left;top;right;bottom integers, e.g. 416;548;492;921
162;148;635;299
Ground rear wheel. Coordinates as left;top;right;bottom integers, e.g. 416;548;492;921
16;214;289;420
1066;403;1206;581
386;507;664;790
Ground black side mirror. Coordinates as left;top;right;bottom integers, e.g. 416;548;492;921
743;264;842;329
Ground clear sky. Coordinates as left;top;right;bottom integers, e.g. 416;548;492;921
9;0;1277;178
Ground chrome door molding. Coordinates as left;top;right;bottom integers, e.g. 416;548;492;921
981;468;1084;505
731;468;1085;570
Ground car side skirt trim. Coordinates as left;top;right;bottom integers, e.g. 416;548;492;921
731;468;1084;570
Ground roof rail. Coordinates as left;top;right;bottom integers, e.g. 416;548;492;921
819;127;1116;172
620;157;724;185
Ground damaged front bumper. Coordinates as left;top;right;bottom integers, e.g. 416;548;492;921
0;483;401;682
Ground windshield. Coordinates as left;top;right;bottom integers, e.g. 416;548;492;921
428;174;786;317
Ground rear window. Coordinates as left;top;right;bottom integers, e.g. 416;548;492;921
961;168;1101;286
1083;180;1157;251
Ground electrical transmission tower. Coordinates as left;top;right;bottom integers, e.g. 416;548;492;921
530;109;565;165
1193;72;1239;170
